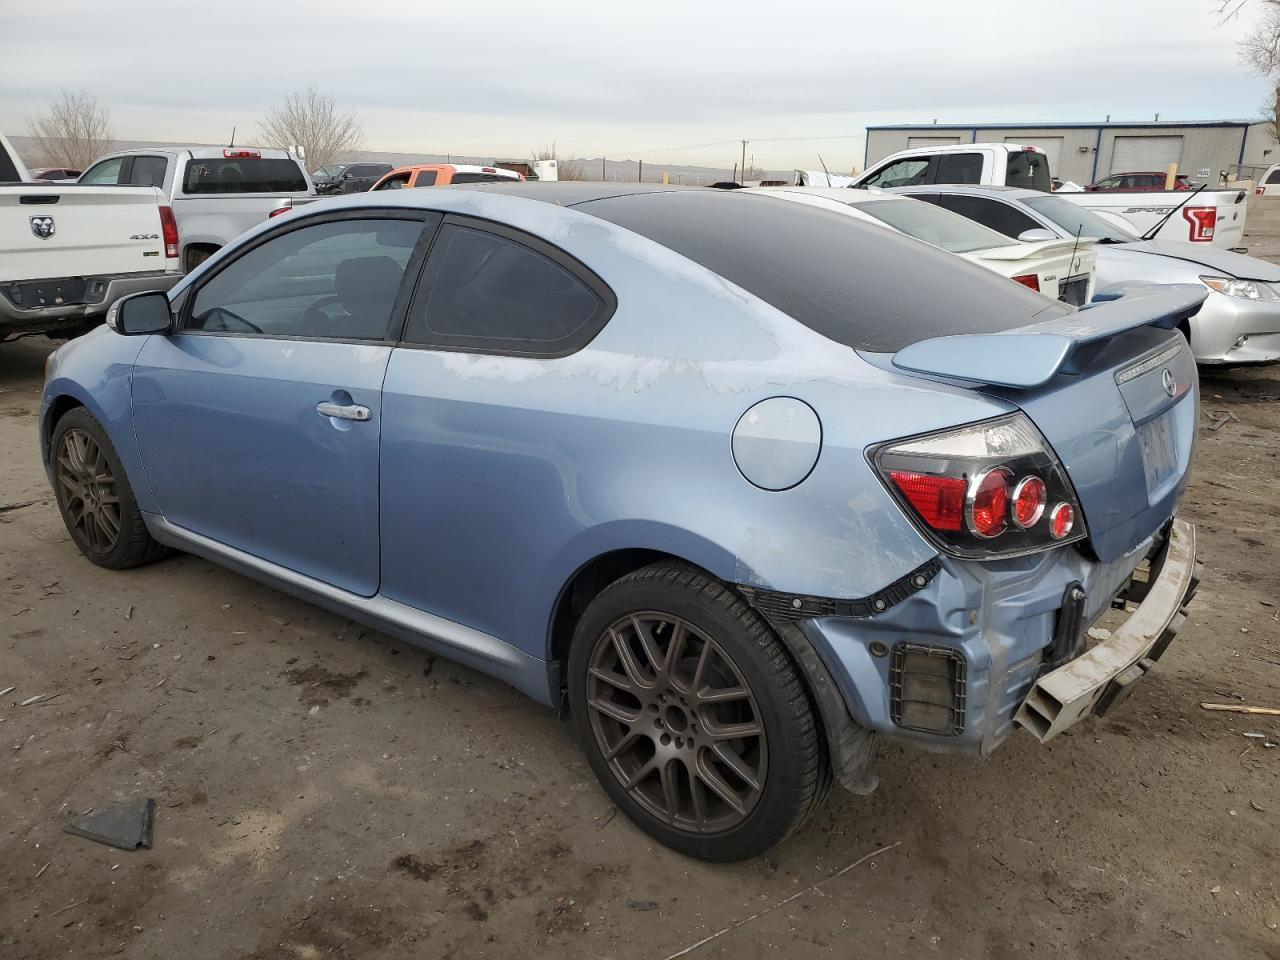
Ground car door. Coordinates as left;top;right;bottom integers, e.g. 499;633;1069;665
379;216;615;647
131;211;437;596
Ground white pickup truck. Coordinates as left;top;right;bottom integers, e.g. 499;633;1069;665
78;146;317;272
1;133;181;342
853;142;1248;249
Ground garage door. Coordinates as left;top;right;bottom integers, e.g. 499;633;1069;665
907;136;961;148
1004;136;1064;175
1110;135;1184;174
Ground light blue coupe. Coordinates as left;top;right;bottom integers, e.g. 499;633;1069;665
41;184;1204;860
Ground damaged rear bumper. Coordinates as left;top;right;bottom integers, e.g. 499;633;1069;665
1014;518;1199;742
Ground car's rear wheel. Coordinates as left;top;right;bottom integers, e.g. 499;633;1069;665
51;407;168;570
568;562;827;861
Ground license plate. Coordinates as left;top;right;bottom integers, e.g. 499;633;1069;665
1057;274;1089;307
1138;411;1177;491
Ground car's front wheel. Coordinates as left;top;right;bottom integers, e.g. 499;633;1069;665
568;562;828;861
50;407;168;570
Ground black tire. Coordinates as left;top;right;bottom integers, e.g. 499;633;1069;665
50;407;169;570
568;561;828;861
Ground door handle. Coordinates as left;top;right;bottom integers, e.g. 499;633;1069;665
316;401;371;422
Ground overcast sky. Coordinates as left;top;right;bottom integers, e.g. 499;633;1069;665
0;0;1270;172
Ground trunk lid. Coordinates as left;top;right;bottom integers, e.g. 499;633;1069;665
1;186;168;282
889;284;1204;561
971;237;1097;305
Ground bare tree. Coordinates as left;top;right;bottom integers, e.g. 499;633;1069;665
534;143;587;181
259;87;363;172
26;89;114;170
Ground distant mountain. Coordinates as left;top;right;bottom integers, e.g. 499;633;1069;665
8;135;792;184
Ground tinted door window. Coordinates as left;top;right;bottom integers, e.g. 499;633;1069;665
182;158;308;194
128;156;168;188
863;158;932;188
80;158;125;184
412;170;439;186
189;217;427;340
938;195;1040;239
404;221;612;356
934;152;983;184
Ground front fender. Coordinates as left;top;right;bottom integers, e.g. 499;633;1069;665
40;330;157;514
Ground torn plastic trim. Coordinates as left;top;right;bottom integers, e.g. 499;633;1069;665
1014;517;1198;742
737;558;941;626
774;622;877;796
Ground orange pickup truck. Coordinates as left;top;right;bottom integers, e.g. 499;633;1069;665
370;164;524;190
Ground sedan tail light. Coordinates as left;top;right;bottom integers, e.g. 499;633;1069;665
1011;274;1040;292
873;413;1086;559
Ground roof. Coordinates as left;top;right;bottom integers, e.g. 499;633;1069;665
452;181;689;204
867;120;1261;131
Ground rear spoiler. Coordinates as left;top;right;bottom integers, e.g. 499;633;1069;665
890;284;1207;389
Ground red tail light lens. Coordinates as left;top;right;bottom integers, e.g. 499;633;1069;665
158;206;179;258
873;413;1086;559
1182;206;1216;242
1049;503;1075;539
1011;476;1047;529
268;204;291;218
1012;274;1040;292
968;468;1010;538
224;148;261;159
889;471;965;531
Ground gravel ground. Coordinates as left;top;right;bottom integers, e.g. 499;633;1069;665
1;326;1278;960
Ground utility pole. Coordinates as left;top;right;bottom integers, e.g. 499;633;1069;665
740;140;748;184
602;157;606;181
638;159;643;183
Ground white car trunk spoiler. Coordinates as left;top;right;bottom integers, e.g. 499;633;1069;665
890;283;1207;389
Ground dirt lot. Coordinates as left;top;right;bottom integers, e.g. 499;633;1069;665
1;330;1278;960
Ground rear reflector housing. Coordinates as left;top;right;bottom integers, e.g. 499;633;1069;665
873;412;1086;560
890;643;967;736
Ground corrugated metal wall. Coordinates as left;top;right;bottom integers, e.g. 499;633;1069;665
865;124;1263;186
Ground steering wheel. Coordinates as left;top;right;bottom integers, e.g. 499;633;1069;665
200;306;262;334
297;295;349;334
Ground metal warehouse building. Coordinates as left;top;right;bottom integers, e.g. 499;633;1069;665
864;120;1275;186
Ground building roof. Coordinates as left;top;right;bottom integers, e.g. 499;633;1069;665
867;120;1262;131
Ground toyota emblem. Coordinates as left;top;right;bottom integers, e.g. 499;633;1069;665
1161;368;1176;398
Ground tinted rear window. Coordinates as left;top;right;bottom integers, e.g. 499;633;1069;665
1006;151;1052;192
849;197;1012;253
577;191;1067;352
183;158;307;194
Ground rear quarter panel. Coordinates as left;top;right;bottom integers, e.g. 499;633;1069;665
372;191;1016;662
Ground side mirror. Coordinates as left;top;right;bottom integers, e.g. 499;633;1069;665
1017;228;1059;243
108;291;173;336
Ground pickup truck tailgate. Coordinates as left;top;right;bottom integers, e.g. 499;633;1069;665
1;186;167;282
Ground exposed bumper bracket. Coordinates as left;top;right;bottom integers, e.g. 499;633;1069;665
1014;519;1198;743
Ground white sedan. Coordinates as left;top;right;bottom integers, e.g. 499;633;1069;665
753;187;1096;306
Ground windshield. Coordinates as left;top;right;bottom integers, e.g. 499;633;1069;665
1023;195;1138;242
848;197;1015;253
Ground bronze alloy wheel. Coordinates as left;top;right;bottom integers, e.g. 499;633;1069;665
584;612;768;834
55;427;122;554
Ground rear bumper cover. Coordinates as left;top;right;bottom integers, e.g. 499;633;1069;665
0;270;179;334
746;517;1198;760
1015;518;1198;741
